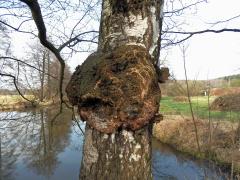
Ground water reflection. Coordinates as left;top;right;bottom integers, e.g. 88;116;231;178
152;139;228;180
0;108;83;180
0;108;230;180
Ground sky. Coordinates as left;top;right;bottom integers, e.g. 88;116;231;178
164;0;240;80
9;0;240;80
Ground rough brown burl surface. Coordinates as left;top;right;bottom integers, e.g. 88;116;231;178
66;45;160;133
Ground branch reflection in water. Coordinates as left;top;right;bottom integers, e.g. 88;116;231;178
0;107;84;180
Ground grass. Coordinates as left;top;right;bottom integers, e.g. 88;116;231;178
0;95;33;105
160;96;240;121
0;95;60;111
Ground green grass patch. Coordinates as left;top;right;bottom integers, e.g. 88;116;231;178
160;96;240;121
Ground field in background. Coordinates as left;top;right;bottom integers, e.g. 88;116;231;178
2;95;240;121
0;95;59;111
160;96;240;121
0;95;35;105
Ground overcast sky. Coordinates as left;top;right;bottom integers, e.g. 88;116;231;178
11;0;240;80
164;0;240;80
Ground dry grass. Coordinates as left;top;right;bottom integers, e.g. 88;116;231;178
153;115;240;173
0;95;32;110
0;95;31;105
211;94;240;111
210;87;240;96
173;96;188;102
0;95;59;111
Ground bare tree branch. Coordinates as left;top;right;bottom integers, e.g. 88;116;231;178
0;19;36;36
19;0;65;108
0;56;57;79
206;14;240;26
162;28;240;47
164;0;206;16
0;72;34;104
180;44;201;152
166;28;240;35
58;30;98;51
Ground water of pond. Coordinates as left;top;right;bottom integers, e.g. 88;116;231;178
0;107;229;180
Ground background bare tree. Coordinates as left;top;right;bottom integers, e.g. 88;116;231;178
0;0;101;108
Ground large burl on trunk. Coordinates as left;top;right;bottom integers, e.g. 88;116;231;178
66;0;164;179
66;45;160;133
66;45;160;180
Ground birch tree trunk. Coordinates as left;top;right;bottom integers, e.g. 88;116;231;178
66;0;164;179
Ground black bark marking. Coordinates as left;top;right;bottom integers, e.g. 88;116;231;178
112;0;129;14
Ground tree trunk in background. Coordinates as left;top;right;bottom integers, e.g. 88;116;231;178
47;51;51;99
40;51;46;102
66;0;164;179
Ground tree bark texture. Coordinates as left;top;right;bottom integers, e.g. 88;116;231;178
98;0;164;64
66;0;164;179
80;124;152;180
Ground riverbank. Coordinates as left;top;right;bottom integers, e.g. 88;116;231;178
0;95;60;111
153;115;240;176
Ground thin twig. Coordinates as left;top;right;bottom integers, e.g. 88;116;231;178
181;44;201;152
